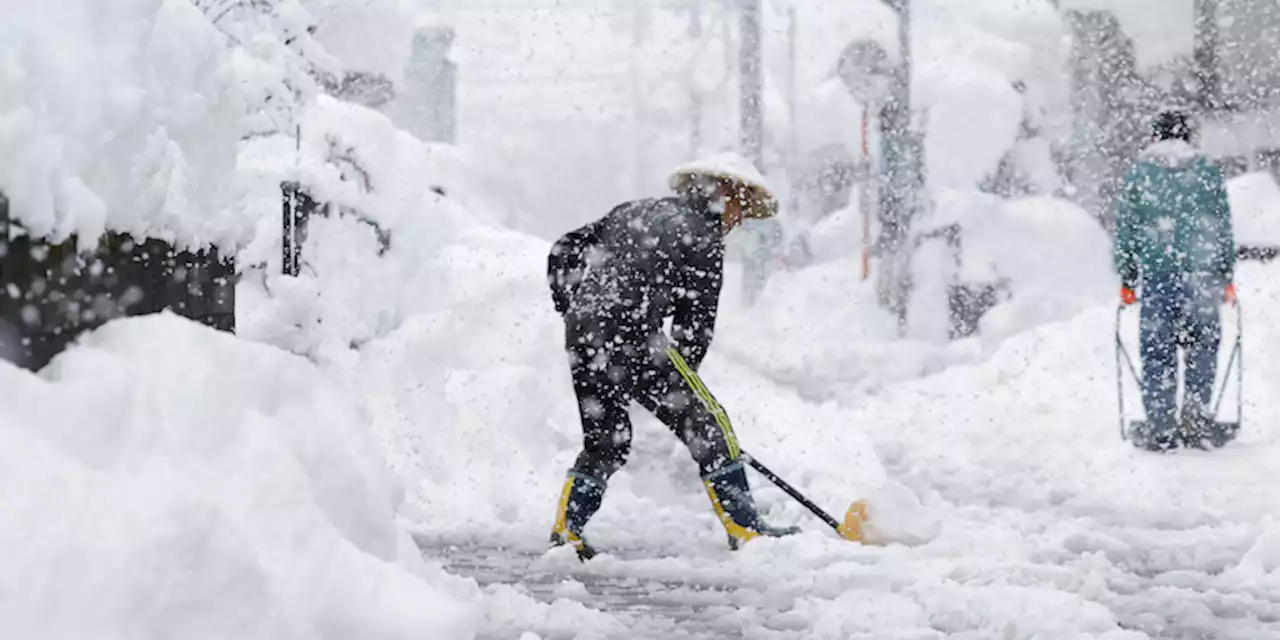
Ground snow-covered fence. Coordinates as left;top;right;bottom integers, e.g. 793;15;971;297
0;191;236;371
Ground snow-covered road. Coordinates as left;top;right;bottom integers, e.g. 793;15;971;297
412;262;1280;639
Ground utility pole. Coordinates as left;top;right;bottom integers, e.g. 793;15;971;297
739;0;763;169
877;0;922;333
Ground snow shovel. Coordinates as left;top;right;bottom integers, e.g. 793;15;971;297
1114;301;1243;448
741;450;868;542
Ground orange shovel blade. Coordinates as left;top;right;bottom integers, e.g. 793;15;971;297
836;498;869;542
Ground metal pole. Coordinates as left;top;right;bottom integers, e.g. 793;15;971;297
739;0;763;169
877;0;919;333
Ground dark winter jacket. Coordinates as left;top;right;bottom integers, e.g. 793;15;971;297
1114;140;1236;290
547;195;724;371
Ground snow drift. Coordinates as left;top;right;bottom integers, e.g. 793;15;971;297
1228;170;1280;249
0;314;475;640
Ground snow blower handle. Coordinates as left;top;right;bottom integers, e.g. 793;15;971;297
741;451;866;542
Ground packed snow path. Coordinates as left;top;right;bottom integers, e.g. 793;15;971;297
424;526;1280;639
406;264;1280;639
425;541;818;640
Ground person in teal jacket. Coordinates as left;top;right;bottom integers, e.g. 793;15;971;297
1114;109;1237;451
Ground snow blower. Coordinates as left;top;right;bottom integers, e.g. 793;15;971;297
741;450;868;542
1114;301;1243;449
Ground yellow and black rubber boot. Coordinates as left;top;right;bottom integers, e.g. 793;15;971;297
548;471;605;561
704;461;800;550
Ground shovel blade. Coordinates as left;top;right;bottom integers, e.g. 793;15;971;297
836;499;869;542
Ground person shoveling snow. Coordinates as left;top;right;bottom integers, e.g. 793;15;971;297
543;153;804;560
1114;109;1239;452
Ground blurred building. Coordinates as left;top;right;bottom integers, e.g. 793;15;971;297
391;26;458;145
1062;0;1280;229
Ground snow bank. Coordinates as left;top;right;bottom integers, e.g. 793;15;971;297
960;195;1116;344
716;256;981;396
1227;171;1280;248
0;314;475;640
850;261;1278;528
0;0;247;249
721;192;1113;396
704;262;1277;638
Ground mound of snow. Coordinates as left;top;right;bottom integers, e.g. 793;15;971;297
0;0;248;248
1227;171;1280;248
921;191;1115;345
0;314;475;640
715;255;979;398
236;95;503;360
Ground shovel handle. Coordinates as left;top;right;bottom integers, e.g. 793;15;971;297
742;451;843;532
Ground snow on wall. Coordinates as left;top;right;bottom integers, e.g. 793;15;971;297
0;0;247;249
0;314;476;640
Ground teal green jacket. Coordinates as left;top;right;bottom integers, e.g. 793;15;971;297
1114;140;1236;289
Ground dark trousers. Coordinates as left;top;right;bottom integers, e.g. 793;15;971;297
557;318;741;533
566;322;739;482
1139;275;1222;436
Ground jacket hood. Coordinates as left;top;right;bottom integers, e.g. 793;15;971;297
1138;139;1202;170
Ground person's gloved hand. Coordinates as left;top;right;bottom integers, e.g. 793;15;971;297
1225;283;1237;305
1120;287;1138;306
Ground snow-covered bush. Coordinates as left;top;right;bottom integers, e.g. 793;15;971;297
1228;171;1280;251
0;0;247;249
235;95;497;359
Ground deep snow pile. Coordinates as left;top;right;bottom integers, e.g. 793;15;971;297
827;264;1280;638
0;315;475;640
1228;170;1280;248
0;0;247;248
715;191;1116;395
